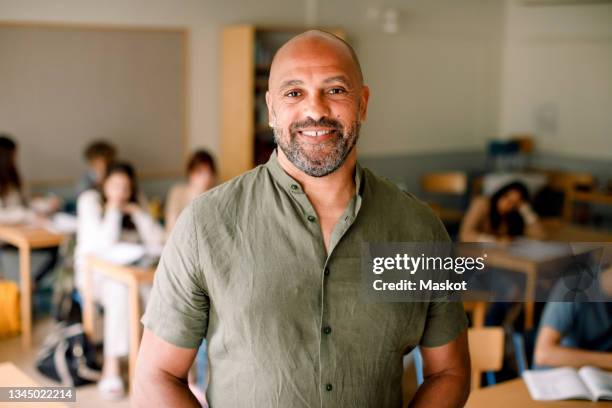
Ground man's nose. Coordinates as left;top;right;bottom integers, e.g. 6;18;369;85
302;92;331;122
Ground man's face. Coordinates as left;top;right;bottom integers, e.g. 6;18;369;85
266;36;369;177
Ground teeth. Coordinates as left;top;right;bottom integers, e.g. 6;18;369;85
301;130;332;137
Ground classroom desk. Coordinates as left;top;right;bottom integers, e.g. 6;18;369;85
465;378;609;408
0;224;65;348
82;256;155;392
544;218;612;242
462;220;612;330
0;362;69;407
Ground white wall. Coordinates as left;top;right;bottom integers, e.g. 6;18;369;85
499;0;612;160
320;0;504;156
0;0;505;163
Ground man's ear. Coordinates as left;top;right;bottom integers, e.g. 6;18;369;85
359;85;370;122
265;91;274;127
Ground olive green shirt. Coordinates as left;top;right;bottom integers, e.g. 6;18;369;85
142;151;467;408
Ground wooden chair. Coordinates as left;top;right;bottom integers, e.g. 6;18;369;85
547;171;595;222
463;301;487;328
468;327;504;390
410;326;504;392
421;172;468;224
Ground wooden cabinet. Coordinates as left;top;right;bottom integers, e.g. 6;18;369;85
218;25;345;181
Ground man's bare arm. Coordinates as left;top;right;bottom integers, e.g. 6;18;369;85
534;326;612;370
408;330;470;408
134;329;201;407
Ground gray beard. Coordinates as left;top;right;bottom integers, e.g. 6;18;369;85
273;122;360;177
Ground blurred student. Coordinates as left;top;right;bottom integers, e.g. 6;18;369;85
460;181;547;327
534;267;612;370
0;135;60;224
75;140;117;197
459;181;545;243
0;135;61;285
164;150;216;233
75;162;164;400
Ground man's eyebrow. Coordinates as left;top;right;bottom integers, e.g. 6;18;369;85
323;75;352;86
279;79;304;88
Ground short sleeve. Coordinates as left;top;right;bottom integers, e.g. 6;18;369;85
419;301;468;348
141;203;209;349
540;301;576;336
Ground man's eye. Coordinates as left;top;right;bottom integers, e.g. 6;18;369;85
285;91;301;97
328;88;345;95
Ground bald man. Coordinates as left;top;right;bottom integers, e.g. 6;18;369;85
135;30;470;408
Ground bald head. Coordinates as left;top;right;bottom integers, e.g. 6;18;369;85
269;30;363;88
264;30;370;178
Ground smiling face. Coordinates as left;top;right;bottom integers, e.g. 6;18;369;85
266;31;369;177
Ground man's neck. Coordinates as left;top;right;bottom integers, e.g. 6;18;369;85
276;148;357;209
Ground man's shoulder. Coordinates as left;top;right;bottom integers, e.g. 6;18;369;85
189;164;269;215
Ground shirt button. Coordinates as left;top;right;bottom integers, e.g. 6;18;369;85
324;267;330;276
325;383;333;391
307;215;316;222
323;326;332;335
290;184;299;191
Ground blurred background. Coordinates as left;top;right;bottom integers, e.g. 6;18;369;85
0;0;611;407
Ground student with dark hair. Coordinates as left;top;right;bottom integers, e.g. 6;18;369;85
75;161;164;400
164;149;216;233
0;134;61;286
460;181;546;243
75;140;118;197
0;134;60;224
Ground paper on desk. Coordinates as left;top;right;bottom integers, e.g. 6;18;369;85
507;238;572;261
94;243;146;265
46;212;78;234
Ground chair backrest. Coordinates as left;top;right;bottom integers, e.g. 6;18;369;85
546;171;595;221
422;172;468;195
468;327;504;390
412;327;505;391
463;301;487;328
548;171;595;192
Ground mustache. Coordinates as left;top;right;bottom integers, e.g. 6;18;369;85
289;117;343;132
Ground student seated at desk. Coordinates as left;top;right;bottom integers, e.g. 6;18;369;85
164;149;216;233
0;135;61;286
75;161;164;401
459;181;545;243
460;181;547;328
0;135;60;224
534;269;612;371
75;140;117;198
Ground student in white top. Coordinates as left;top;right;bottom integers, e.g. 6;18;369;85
75;161;164;400
0;135;61;285
164;149;216;233
0;135;60;224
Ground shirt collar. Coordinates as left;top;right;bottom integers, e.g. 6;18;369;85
265;149;364;198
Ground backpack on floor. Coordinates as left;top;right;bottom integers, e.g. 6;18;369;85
0;279;20;339
35;322;101;387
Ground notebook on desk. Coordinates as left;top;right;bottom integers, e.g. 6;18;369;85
523;366;612;402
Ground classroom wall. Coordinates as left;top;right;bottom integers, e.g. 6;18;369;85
0;0;504;169
499;0;612;160
319;0;504;156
